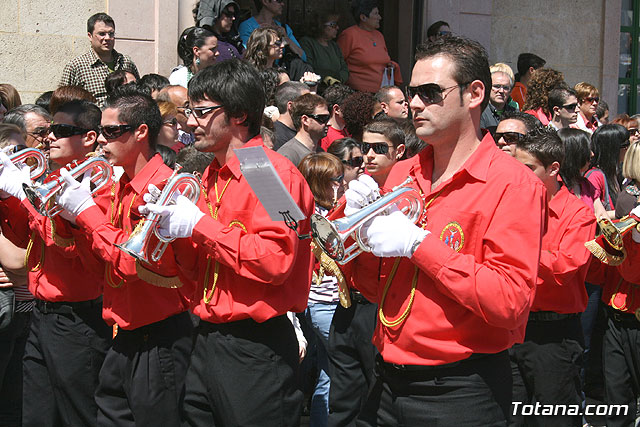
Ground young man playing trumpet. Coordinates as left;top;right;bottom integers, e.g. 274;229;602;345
0;99;112;427
54;87;195;426
142;59;316;426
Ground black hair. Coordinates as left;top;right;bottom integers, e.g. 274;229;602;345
323;83;354;111
375;85;401;104
548;86;577;113
259;68;282;106
35;91;53;113
363;118;405;148
3;104;51;132
87;13;115;33
105;85;162;149
515;53;546;82
426;21;450;39
274;81;308;114
139;73;170;94
177;26;217;66
105;70;131;97
557;128;591;189
415;35;491;110
591;123;629;201
351;0;378;23
400;119;426;158
327;137;362;160
500;110;543;133
188;59;265;137
55;100;102;131
596;100;609;121
175;144;215;174
155;144;177;169
517;127;563;168
290;93;327;130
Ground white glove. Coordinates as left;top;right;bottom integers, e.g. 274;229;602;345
141;184;162;205
0;152;31;200
344;175;380;216
366;210;429;258
142;194;204;239
56;169;96;221
631;205;640;243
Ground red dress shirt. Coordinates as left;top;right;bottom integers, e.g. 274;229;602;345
350;133;547;365
0;188;107;302
531;186;595;313
180;136;315;324
76;155;193;329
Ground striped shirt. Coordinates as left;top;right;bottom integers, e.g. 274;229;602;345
59;48;139;107
309;206;340;304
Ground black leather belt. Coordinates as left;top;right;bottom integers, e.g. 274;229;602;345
528;311;579;322
607;306;640;325
35;297;102;315
377;351;507;376
350;290;371;305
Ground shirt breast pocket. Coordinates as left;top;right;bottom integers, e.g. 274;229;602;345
428;209;482;256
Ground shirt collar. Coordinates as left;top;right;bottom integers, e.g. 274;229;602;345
548;184;569;217
120;154;167;195
204;135;265;182
89;48;120;66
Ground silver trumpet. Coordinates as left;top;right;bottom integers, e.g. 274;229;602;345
116;170;200;264
2;148;48;181
311;178;424;264
22;156;113;217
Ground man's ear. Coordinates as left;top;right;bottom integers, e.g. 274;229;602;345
83;130;98;149
548;161;560;177
467;80;485;109
230;112;248;126
135;123;149;144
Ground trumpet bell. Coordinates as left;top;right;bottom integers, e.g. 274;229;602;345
311;214;347;262
23;182;54;216
115;219;158;264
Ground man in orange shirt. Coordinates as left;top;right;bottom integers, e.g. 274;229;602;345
344;35;546;425
510;128;595;426
55;87;194;426
511;53;545;110
143;59;315;426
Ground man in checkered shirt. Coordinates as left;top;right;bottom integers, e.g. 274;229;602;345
60;13;139;108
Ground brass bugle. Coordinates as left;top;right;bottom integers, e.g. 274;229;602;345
584;215;640;265
22;156;113;217
311;178;424;264
2;147;47;181
116;170;201;264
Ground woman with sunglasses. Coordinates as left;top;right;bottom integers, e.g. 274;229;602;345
612;113;640;145
297;152;345;427
244;26;287;71
156;101;180;151
327;137;364;186
300;11;349;86
575;82;601;134
170;26;219;88
194;0;244;62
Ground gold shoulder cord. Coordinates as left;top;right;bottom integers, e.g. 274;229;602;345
202;174;233;303
24;232;44;271
378;188;444;328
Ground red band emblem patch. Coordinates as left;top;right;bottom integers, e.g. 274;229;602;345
440;221;464;252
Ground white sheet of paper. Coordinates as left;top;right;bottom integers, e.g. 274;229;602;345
234;146;306;221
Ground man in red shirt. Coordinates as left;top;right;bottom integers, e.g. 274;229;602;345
0;100;112;426
511;128;595;426
343;35;547;425
54;87;194;426
320;83;353;151
143;59;315;426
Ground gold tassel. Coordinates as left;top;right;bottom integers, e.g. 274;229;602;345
135;262;184;288
584;240;627;266
311;242;351;308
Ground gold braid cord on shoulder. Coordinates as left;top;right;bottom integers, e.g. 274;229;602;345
311;242;351;308
135;261;184;288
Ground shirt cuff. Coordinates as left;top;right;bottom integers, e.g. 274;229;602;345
192;215;224;247
76;205;108;233
410;232;455;279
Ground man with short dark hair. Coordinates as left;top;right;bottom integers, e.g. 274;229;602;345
495;110;543;155
375;86;408;123
273;81;310;150
55;87;194;426
548;86;579;130
320;83;353;150
512;52;546;110
142;59;315;426
277;93;329;166
3;104;52;151
343;35;546;425
511;128;595;426
60;13;139;107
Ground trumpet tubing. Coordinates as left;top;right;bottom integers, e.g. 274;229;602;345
22;156;113;217
3;148;47;181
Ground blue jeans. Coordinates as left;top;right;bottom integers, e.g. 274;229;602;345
305;301;338;427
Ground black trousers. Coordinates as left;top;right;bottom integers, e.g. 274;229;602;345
0;310;31;426
23;298;111;427
357;351;512;427
509;316;584;427
602;310;640;427
95;311;193;427
181;315;302;427
327;298;378;427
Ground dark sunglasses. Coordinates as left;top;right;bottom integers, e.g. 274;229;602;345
494;131;525;144
306;113;330;125
50;123;91;138
185;105;224;119
98;124;133;139
585;96;599;103
330;174;344;183
342;156;364;168
270;39;286;48
561;103;578;111
28;126;50;139
362;142;390;155
628;128;639;136
405;83;465;105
